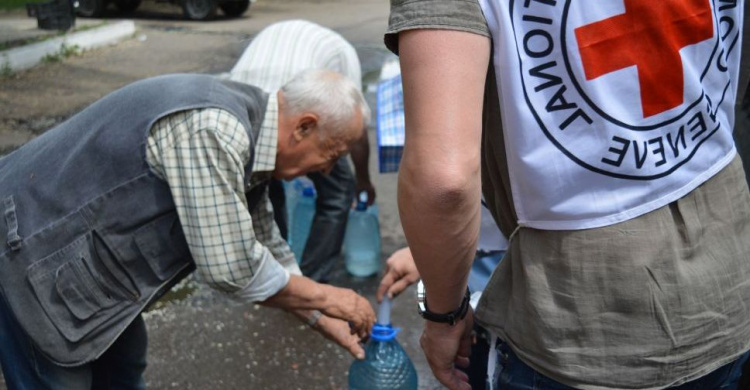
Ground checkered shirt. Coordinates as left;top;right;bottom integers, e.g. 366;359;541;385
146;93;298;302
376;74;405;173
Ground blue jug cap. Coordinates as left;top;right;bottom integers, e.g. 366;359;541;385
302;187;315;197
355;191;368;211
370;323;400;342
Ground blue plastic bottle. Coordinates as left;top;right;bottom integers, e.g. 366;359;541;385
290;184;316;262
348;297;418;390
343;192;381;277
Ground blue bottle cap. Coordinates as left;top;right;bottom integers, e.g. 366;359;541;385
370;323;400;342
355;191;368;211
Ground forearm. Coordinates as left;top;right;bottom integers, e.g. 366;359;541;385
260;274;329;310
397;29;490;313
398;161;480;312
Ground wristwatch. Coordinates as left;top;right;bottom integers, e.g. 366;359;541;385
416;280;471;326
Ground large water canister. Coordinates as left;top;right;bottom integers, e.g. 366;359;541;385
343;192;381;277
348;297;418;389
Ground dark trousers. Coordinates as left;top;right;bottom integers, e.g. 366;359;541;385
457;323;491;390
0;290;148;389
269;158;355;282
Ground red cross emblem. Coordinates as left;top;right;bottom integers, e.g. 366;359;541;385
575;0;714;118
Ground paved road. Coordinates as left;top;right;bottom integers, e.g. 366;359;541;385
0;1;444;389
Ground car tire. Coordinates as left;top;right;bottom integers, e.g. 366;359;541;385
75;0;106;17
182;0;216;20
114;0;141;13
219;0;249;17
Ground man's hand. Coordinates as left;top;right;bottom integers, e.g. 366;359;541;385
260;275;375;339
421;308;474;390
321;286;376;339
377;247;420;302
313;315;366;360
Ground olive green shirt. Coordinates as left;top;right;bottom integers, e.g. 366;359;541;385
385;1;750;388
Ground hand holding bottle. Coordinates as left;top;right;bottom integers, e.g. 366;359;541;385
321;285;376;339
377;247;420;302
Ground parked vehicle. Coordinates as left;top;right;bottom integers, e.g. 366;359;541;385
74;0;249;20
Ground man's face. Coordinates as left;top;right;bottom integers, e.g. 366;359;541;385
274;109;362;180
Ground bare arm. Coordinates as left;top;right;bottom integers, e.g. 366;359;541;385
397;29;490;390
398;29;489;313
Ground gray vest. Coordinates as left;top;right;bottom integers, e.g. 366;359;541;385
0;74;268;366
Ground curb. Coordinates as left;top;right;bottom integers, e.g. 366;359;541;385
1;20;136;72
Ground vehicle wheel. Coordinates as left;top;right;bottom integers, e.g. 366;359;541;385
75;0;106;17
182;0;216;20
219;0;249;17
114;0;141;13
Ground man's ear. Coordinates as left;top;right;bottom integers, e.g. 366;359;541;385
292;113;319;141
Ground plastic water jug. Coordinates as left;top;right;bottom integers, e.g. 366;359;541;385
348;297;418;390
343;192;381;277
290;183;316;262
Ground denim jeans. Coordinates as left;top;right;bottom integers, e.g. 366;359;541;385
0;290;148;390
269;158;355;282
490;339;750;390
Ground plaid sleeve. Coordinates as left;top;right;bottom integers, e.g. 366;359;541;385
147;108;289;300
250;189;302;276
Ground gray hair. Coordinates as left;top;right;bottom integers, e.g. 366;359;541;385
280;69;371;141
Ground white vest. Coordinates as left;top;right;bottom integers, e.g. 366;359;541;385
479;0;743;230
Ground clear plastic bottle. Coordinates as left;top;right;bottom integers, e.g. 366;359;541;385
290;184;316;262
348;298;418;390
343;192;381;277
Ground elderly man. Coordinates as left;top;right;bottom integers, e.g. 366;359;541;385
0;69;375;389
230;20;376;282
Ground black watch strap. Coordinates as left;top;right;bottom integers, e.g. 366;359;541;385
419;285;471;326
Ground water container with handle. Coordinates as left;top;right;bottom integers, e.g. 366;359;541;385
343;192;381;277
348;297;418;390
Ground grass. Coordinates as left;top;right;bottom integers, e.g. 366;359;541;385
1;58;12;77
0;0;49;11
40;42;80;62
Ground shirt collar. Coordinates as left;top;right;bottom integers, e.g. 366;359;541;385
252;91;279;173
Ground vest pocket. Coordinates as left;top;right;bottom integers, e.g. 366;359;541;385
27;233;129;343
134;212;191;281
56;257;117;320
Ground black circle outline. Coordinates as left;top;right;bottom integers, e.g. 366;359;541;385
508;0;724;180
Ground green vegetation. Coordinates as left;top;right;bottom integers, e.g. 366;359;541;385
0;0;47;11
0;55;12;77
41;42;80;63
